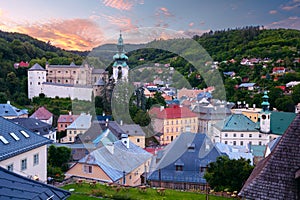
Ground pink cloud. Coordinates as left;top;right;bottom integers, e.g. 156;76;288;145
102;0;144;11
281;1;300;11
269;10;278;14
156;7;174;17
12;19;104;50
189;22;194;27
102;14;137;31
266;16;300;30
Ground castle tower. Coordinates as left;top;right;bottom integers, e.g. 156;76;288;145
28;63;46;99
112;32;129;82
260;91;271;133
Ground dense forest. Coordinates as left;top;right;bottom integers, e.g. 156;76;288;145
0;27;299;114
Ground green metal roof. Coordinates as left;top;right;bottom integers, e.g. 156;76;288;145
270;111;297;135
215;114;258;132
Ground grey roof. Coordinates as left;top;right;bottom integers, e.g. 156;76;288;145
9;118;54;136
0;117;52;161
67;113;92;130
120;124;146;136
75;140;152;181
28;63;45;71
92;129;118;147
214;114;258;132
0;103;28;117
92;68;106;74
192;104;231;120
148;133;223;184
94;78;106;86
239;114;300;199
0;166;70;200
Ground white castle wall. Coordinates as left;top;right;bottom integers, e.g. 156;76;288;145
42;83;92;101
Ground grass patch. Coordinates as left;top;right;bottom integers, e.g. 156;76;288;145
61;183;233;200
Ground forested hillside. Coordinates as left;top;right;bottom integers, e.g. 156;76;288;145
0;30;84;106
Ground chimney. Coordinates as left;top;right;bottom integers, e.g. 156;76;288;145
121;134;130;149
102;112;105;116
105;118;109;127
120;120;123;126
7;101;10;105
160;106;164;111
106;142;114;154
69;111;72;115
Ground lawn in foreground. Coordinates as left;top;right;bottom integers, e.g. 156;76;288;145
62;183;233;200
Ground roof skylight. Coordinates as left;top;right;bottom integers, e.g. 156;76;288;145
10;132;20;141
20;130;30;138
0;135;9;144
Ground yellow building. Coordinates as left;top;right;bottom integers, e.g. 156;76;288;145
150;105;198;145
231;108;262;122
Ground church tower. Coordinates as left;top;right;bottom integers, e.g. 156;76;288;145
260;91;271;133
112;32;129;82
28;63;46;99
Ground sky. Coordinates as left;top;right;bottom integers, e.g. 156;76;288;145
0;0;299;51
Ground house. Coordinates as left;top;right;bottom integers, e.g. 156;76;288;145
286;81;300;88
212;114;269;147
238;83;256;90
231;107;262;123
30;106;53;125
119;124;146;148
10;118;56;142
272;66;285;74
296;103;300;114
61;113;92;143
57;113;79;132
14;61;29;69
0;166;70;199
65;135;152;186
0;117;52;182
0;101;28;119
149;105;198;145
192;103;232;138
239;114;300;199
148;133;223;190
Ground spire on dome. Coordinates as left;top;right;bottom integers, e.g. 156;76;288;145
261;91;270;111
117;31;124;53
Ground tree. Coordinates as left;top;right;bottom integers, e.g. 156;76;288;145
275;96;295;112
48;145;71;172
292;84;300;104
204;156;254;192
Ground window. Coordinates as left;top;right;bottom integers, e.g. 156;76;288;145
20;130;29;138
225;141;228;144
225;133;228;137
84;165;92;173
73;71;76;74
137;138;140;143
58;80;61;83
69;137;72;141
241;134;244;137
65;71;68;73
7;164;13;172
21;159;27;171
200;166;207;173
259;141;262;145
187;143;195;152
259;134;262;138
176;120;178;124
233;141;236;145
30;82;32;85
175;165;183;171
60;124;63;128
233;133;236;137
249;141;252;145
33;154;39;166
240;141;244;145
58;71;61;73
10;132;20;141
249;134;252;138
66;80;68;83
38;82;40;85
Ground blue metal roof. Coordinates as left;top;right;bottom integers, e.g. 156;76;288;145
0;117;52;161
28;63;45;71
67;113;92;130
92;129;118;147
0;167;70;200
77;140;152;181
239;83;256;88
10;118;54;136
148;133;223;184
0;103;28;117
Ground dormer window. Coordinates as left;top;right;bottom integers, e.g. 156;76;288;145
187;143;195;152
176;165;183;171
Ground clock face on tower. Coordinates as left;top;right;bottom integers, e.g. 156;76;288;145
262;115;266;120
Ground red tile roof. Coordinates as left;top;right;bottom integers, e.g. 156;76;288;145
57;114;79;123
30;106;53;120
149;105;197;119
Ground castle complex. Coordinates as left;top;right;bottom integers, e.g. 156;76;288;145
28;33;128;101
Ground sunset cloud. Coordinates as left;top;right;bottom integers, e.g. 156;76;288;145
269;10;278;14
189;22;194;27
266;16;300;30
281;0;300;11
12;19;104;51
155;7;174;17
102;14;137;31
102;0;144;11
